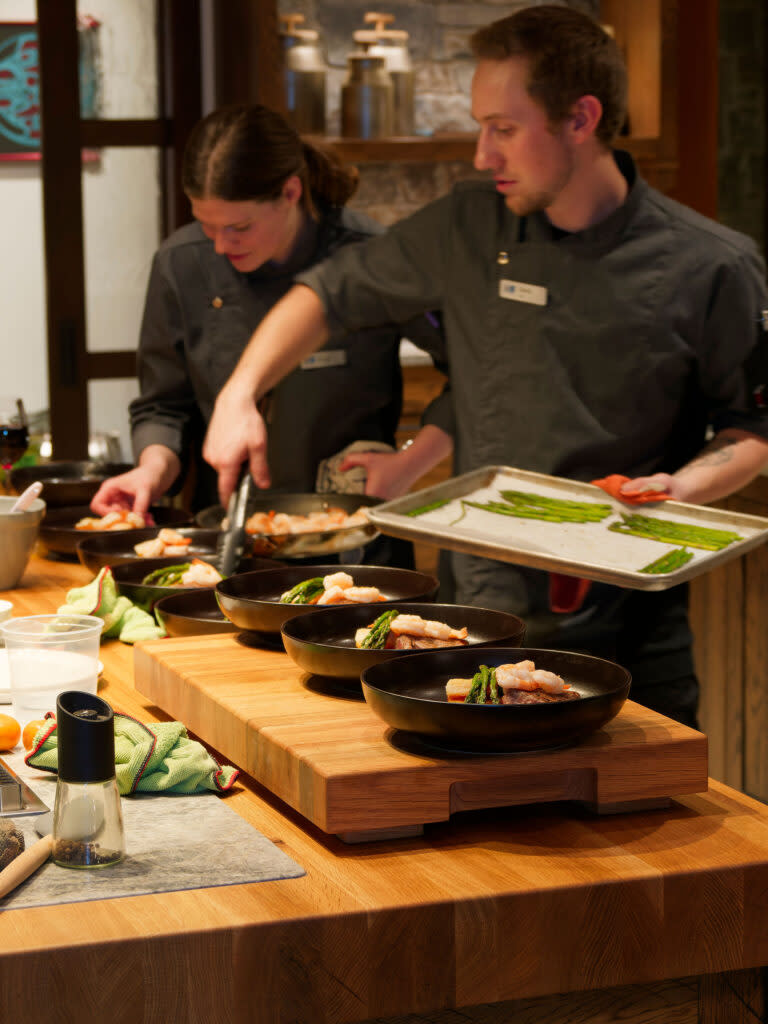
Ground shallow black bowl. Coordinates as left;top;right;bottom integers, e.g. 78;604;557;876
76;527;239;575
196;492;380;558
154;588;237;637
360;647;631;753
112;554;277;612
281;603;526;680
216;565;440;637
39;505;193;557
10;461;133;508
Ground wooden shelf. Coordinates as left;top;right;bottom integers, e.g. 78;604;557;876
304;133;478;163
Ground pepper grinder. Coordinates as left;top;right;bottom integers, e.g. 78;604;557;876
52;691;125;869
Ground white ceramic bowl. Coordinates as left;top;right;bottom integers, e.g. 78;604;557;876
0;495;46;590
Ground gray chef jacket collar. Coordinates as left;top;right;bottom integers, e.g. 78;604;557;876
514;150;641;250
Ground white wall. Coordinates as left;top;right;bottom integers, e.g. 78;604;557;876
0;0;162;460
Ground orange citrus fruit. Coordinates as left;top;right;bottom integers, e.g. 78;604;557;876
0;713;21;751
22;719;48;751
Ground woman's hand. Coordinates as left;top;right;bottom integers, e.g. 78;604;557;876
90;445;181;517
90;467;159;517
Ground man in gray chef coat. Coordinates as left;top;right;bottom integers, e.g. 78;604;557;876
202;5;768;727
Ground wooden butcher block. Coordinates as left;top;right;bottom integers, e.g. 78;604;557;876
133;634;709;841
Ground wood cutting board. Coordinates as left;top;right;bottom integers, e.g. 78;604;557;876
133;634;709;840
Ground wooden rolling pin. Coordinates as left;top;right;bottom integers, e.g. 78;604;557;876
0;834;53;898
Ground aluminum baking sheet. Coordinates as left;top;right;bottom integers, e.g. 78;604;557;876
369;466;768;591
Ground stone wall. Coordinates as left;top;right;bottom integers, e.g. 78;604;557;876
277;0;598;224
278;0;767;250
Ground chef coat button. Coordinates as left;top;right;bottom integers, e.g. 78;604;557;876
212;296;223;309
497;251;509;265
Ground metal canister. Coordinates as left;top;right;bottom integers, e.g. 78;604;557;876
341;54;394;139
354;12;414;136
279;13;326;134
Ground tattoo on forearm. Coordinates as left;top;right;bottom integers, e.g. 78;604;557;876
676;437;738;476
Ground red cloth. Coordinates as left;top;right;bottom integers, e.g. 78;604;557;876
590;473;672;504
549;573;592;614
546;474;671;614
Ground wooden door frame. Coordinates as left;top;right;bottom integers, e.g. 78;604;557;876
36;0;202;459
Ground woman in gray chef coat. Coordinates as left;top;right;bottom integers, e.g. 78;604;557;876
91;104;445;565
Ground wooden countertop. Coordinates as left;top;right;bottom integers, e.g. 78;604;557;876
1;554;768;1023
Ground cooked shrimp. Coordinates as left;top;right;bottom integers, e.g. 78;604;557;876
496;662;569;694
134;538;165;557
158;528;191;547
180;560;223;587
317;585;385;605
388;614;468;641
323;572;354;591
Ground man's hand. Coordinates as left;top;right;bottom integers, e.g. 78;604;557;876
203;384;270;506
337;450;416;500
621;430;768;506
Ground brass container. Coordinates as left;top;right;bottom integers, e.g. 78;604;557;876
341;54;394;139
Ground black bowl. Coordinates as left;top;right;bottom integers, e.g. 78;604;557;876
216;565;440;637
76;527;243;575
154;588;238;637
281;603;526;680
39;505;193;557
360;647;631;753
112;555;276;612
196;492;380;558
10;461;133;508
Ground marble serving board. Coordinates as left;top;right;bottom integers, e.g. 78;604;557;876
0;752;304;911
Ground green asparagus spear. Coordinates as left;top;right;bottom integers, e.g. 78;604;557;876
464;669;485;704
610;513;741;551
638;548;694;574
359;609;400;649
405;499;450;517
141;563;191;586
488;668;500;704
279;576;325;604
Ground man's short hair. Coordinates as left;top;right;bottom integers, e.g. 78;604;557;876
470;4;628;146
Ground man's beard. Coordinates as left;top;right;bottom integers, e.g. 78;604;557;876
504;190;559;216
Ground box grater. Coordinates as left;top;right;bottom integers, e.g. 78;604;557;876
0;757;49;816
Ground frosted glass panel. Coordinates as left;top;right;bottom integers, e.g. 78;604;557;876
82;146;163;353
88;378;140;466
77;0;159;119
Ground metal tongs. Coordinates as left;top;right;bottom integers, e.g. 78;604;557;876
216;471;252;576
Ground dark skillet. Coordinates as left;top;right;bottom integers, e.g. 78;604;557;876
76;527;245;574
154;589;237;637
281;603;526;680
216;565;440;637
39;505;192;557
196;492;381;558
111;555;275;612
10;461;133;508
361;646;631;753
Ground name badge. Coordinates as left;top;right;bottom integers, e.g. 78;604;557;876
300;349;348;370
499;279;548;306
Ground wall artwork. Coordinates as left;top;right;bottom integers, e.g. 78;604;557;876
0;18;101;161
